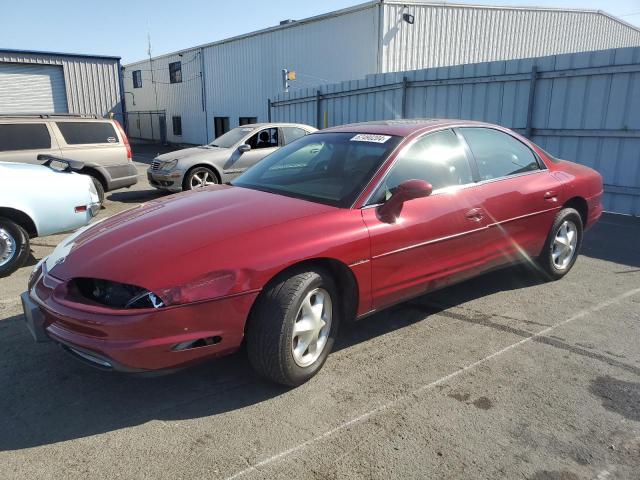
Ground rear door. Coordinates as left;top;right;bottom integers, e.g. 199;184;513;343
362;129;494;309
0;121;61;164
458;127;562;264
54;120;127;168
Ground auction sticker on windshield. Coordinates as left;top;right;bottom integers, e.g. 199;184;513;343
350;134;391;143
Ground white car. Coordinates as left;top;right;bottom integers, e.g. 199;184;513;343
0;156;101;276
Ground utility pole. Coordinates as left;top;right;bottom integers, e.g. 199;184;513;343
148;32;159;112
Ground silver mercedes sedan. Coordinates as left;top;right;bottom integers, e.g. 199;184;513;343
147;123;316;192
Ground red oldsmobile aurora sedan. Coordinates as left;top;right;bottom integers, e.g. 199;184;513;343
22;120;603;386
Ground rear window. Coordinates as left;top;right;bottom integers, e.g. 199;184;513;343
56;122;119;145
0;123;51;151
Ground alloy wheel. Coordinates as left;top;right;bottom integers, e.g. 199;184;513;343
0;227;16;268
552;220;578;270
190;170;216;189
291;288;333;368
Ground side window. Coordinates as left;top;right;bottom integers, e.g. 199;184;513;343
172;116;182;136
0;123;51;151
247;128;278;149
460;127;540;181
282;127;308;145
169;62;182;84
371;129;472;203
132;70;142;88
239;116;257;126
56;122;118;145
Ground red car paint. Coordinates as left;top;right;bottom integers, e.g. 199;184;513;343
26;120;603;372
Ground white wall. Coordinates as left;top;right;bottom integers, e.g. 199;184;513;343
123;51;207;145
381;2;640;73
124;3;380;144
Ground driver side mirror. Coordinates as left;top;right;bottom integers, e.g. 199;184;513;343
238;144;251;153
377;179;433;223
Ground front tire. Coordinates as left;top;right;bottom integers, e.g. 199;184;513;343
0;218;30;277
183;166;218;191
89;176;105;206
537;207;583;280
246;268;340;386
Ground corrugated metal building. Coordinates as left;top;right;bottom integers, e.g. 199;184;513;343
0;49;125;122
123;0;640;145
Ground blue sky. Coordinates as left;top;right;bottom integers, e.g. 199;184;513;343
1;0;639;64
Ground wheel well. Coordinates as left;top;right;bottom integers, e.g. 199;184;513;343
0;208;37;237
562;196;588;226
183;164;221;188
79;167;107;190
246;258;360;333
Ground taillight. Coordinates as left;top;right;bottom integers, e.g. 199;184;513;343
114;120;132;161
75;205;87;213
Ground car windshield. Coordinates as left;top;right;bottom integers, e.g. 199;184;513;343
232;132;402;207
209;126;256;148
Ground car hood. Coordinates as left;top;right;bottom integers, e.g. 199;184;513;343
47;185;335;300
155;146;229;163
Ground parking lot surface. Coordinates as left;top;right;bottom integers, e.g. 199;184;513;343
1;147;639;479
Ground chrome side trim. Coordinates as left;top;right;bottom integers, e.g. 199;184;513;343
348;259;370;267
372;206;559;260
372;224;489;259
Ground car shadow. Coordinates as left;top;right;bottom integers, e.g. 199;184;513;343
581;213;640;268
0;263;543;452
106;189;171;204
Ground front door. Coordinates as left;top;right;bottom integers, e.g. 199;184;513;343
224;127;280;177
362;129;493;310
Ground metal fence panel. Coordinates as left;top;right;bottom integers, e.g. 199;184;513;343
271;46;640;215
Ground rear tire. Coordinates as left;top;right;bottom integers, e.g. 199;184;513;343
246;268;340;386
537;208;583;280
0;218;30;277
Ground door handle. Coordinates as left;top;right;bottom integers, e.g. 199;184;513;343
544;191;558;201
465;208;484;222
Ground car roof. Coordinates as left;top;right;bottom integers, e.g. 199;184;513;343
319;119;493;137
236;122;316;130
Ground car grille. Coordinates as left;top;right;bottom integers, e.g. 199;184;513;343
151;159;162;171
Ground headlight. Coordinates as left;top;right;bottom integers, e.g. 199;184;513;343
161;159;178;171
71;278;165;309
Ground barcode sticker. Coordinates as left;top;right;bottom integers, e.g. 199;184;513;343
350;134;391;143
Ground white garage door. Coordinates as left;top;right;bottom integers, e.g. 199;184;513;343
0;63;68;114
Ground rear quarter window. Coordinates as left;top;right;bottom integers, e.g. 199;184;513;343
0;123;51;151
56;122;119;145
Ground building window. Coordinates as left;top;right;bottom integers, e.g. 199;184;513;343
132;70;142;88
169;61;182;84
239;116;257;126
214;117;230;138
172;116;182;136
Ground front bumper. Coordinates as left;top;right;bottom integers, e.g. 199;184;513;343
23;268;259;372
147;168;184;192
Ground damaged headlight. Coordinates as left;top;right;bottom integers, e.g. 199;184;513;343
72;278;165;309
